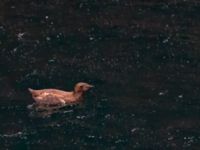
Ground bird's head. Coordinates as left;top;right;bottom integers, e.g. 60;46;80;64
74;82;94;93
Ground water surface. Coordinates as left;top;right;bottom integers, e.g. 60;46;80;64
0;0;200;149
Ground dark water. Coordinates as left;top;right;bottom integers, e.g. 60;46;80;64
0;1;200;149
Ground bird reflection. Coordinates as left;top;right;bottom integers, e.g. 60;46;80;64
27;103;77;118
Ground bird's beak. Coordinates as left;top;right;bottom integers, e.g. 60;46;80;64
88;84;94;88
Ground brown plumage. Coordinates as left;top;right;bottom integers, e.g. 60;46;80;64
28;82;94;106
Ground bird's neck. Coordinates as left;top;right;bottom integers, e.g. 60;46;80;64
73;91;84;101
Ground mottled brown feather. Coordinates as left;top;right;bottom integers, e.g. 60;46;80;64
28;82;93;106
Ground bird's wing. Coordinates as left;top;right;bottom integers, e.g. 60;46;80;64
36;93;66;106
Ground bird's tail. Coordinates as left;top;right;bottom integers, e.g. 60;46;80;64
28;88;36;94
28;88;33;92
28;88;39;98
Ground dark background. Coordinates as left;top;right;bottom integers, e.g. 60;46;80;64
0;0;200;149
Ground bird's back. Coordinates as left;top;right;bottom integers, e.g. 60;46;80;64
28;88;76;105
29;88;72;96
